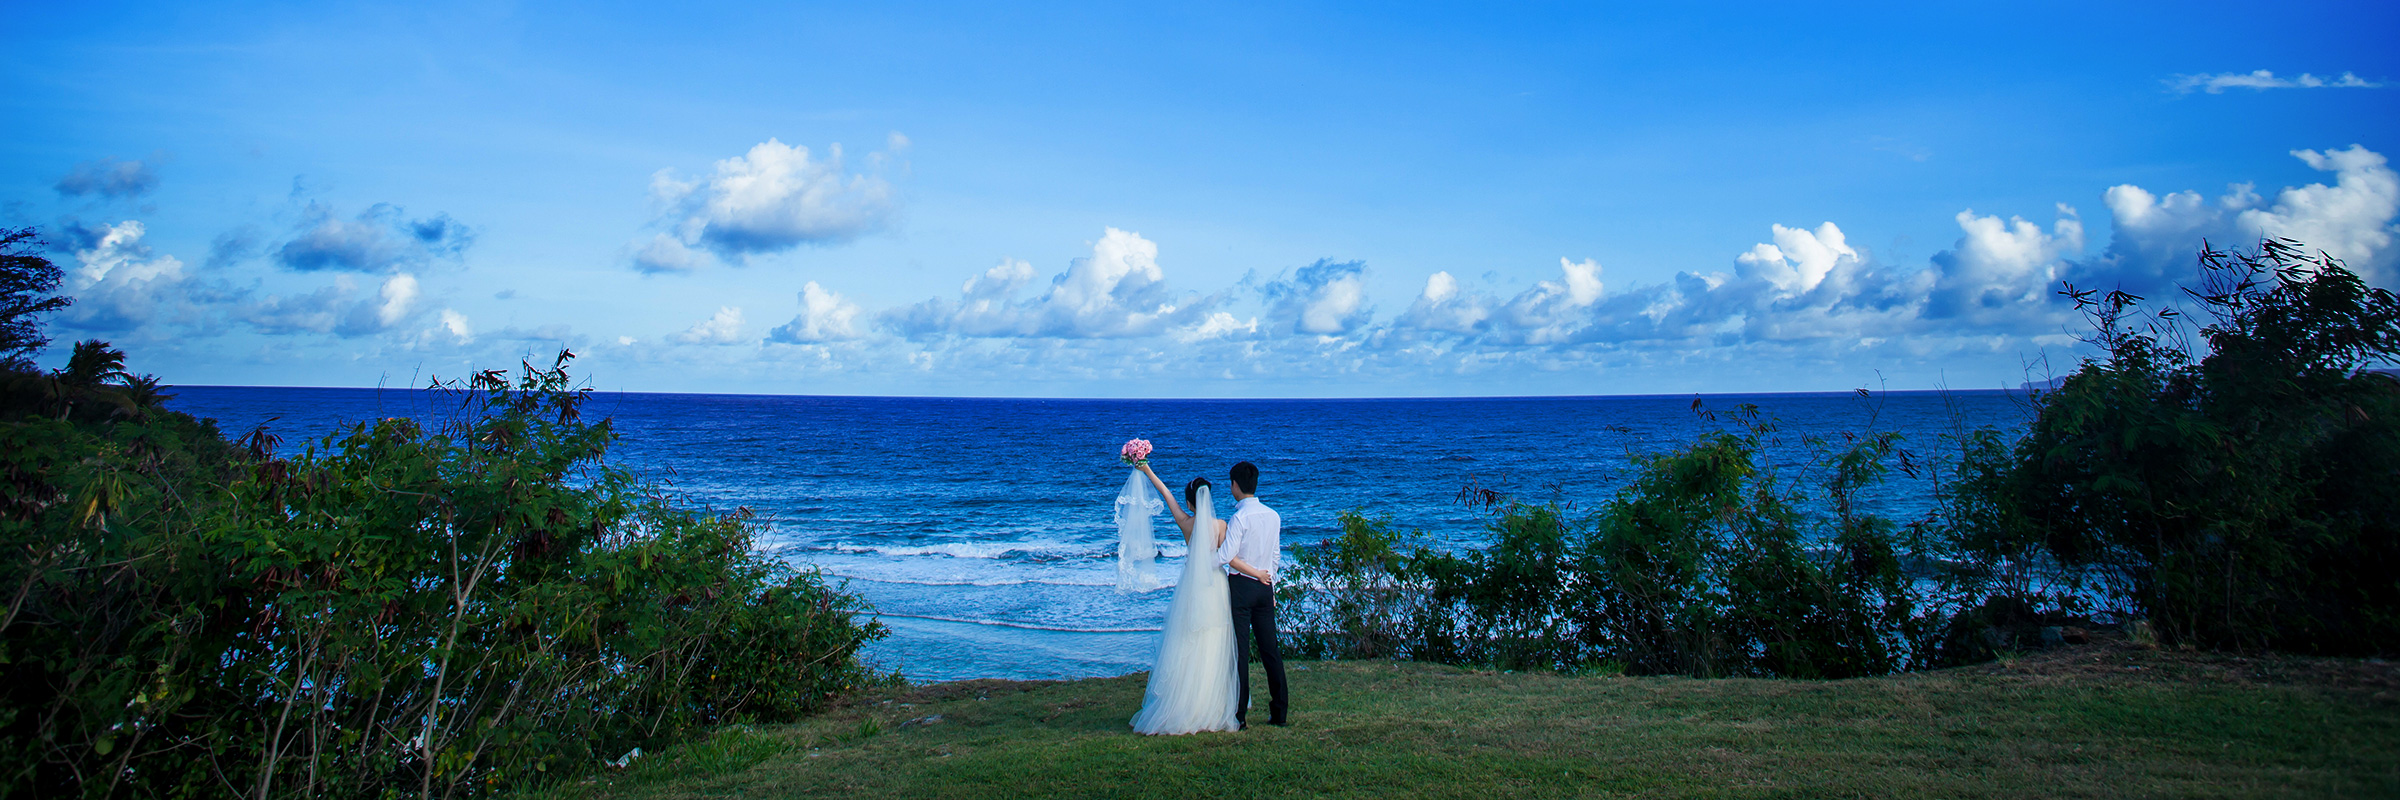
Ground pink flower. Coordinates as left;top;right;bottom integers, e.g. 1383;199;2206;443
1120;438;1153;464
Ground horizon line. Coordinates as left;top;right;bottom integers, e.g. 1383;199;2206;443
167;383;2037;403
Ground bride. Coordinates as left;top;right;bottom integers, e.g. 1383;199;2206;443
1126;460;1242;735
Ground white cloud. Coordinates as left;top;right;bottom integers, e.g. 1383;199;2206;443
2236;146;2398;280
631;233;708;274
2169;70;2382;95
438;309;473;343
672;306;747;345
1670;220;1940;343
1574;148;2395;352
635;137;899;271
57;220;192;332
768;282;865;343
1487;258;1605;344
1045;227;1172;334
2095;182;2242;293
882;228;1204;339
1396;215;2040;350
1262;259;1372;335
244;273;426;337
1923;207;2083;319
275;203;473;273
2089;144;2398;289
1391;257;1625;345
881;259;1045;337
572;146;2400;391
1396;271;1491;334
68;221;179;287
53;218;460;341
1172;311;1259;343
1735;222;1859;295
373;274;419;328
1389;144;2394;358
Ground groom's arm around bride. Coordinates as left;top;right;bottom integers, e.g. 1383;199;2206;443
1218;461;1289;727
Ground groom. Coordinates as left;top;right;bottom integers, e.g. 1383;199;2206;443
1218;461;1288;728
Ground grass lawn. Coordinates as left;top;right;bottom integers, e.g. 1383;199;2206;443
528;640;2400;799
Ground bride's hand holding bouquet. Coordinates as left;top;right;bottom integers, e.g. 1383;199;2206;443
1121;439;1192;532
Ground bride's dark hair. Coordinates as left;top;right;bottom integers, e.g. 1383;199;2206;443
1184;477;1212;510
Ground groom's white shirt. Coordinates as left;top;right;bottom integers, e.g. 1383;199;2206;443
1217;497;1281;581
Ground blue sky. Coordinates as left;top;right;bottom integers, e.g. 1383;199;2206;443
5;1;2396;397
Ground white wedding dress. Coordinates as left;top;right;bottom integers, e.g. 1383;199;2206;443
1129;486;1242;735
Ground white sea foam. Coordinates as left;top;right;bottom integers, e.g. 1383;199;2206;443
819;539;1122;560
843;574;1131;588
873;612;1164;634
807;542;1206;589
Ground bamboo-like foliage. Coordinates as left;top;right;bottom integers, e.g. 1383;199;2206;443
1962;239;2400;654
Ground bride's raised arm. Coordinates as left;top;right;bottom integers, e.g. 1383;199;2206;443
1135;462;1195;538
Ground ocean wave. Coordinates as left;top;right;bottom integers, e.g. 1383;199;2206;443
812;539;1190;561
821;541;1078;559
841;575;1141;588
874;612;1163;634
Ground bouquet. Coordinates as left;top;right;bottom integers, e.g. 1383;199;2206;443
1120;438;1153;465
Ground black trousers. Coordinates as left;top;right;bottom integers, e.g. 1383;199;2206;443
1228;573;1289;725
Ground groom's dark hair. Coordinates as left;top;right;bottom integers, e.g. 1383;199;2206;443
1230;461;1258;495
1184;478;1212;510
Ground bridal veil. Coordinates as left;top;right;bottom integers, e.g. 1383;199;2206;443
1129;485;1242;734
1113;470;1162;594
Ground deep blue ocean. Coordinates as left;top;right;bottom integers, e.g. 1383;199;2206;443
165;387;2029;683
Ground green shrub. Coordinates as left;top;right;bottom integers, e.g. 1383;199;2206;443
1282;404;1938;677
1957;239;2400;655
1277;511;1432;662
0;353;885;798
